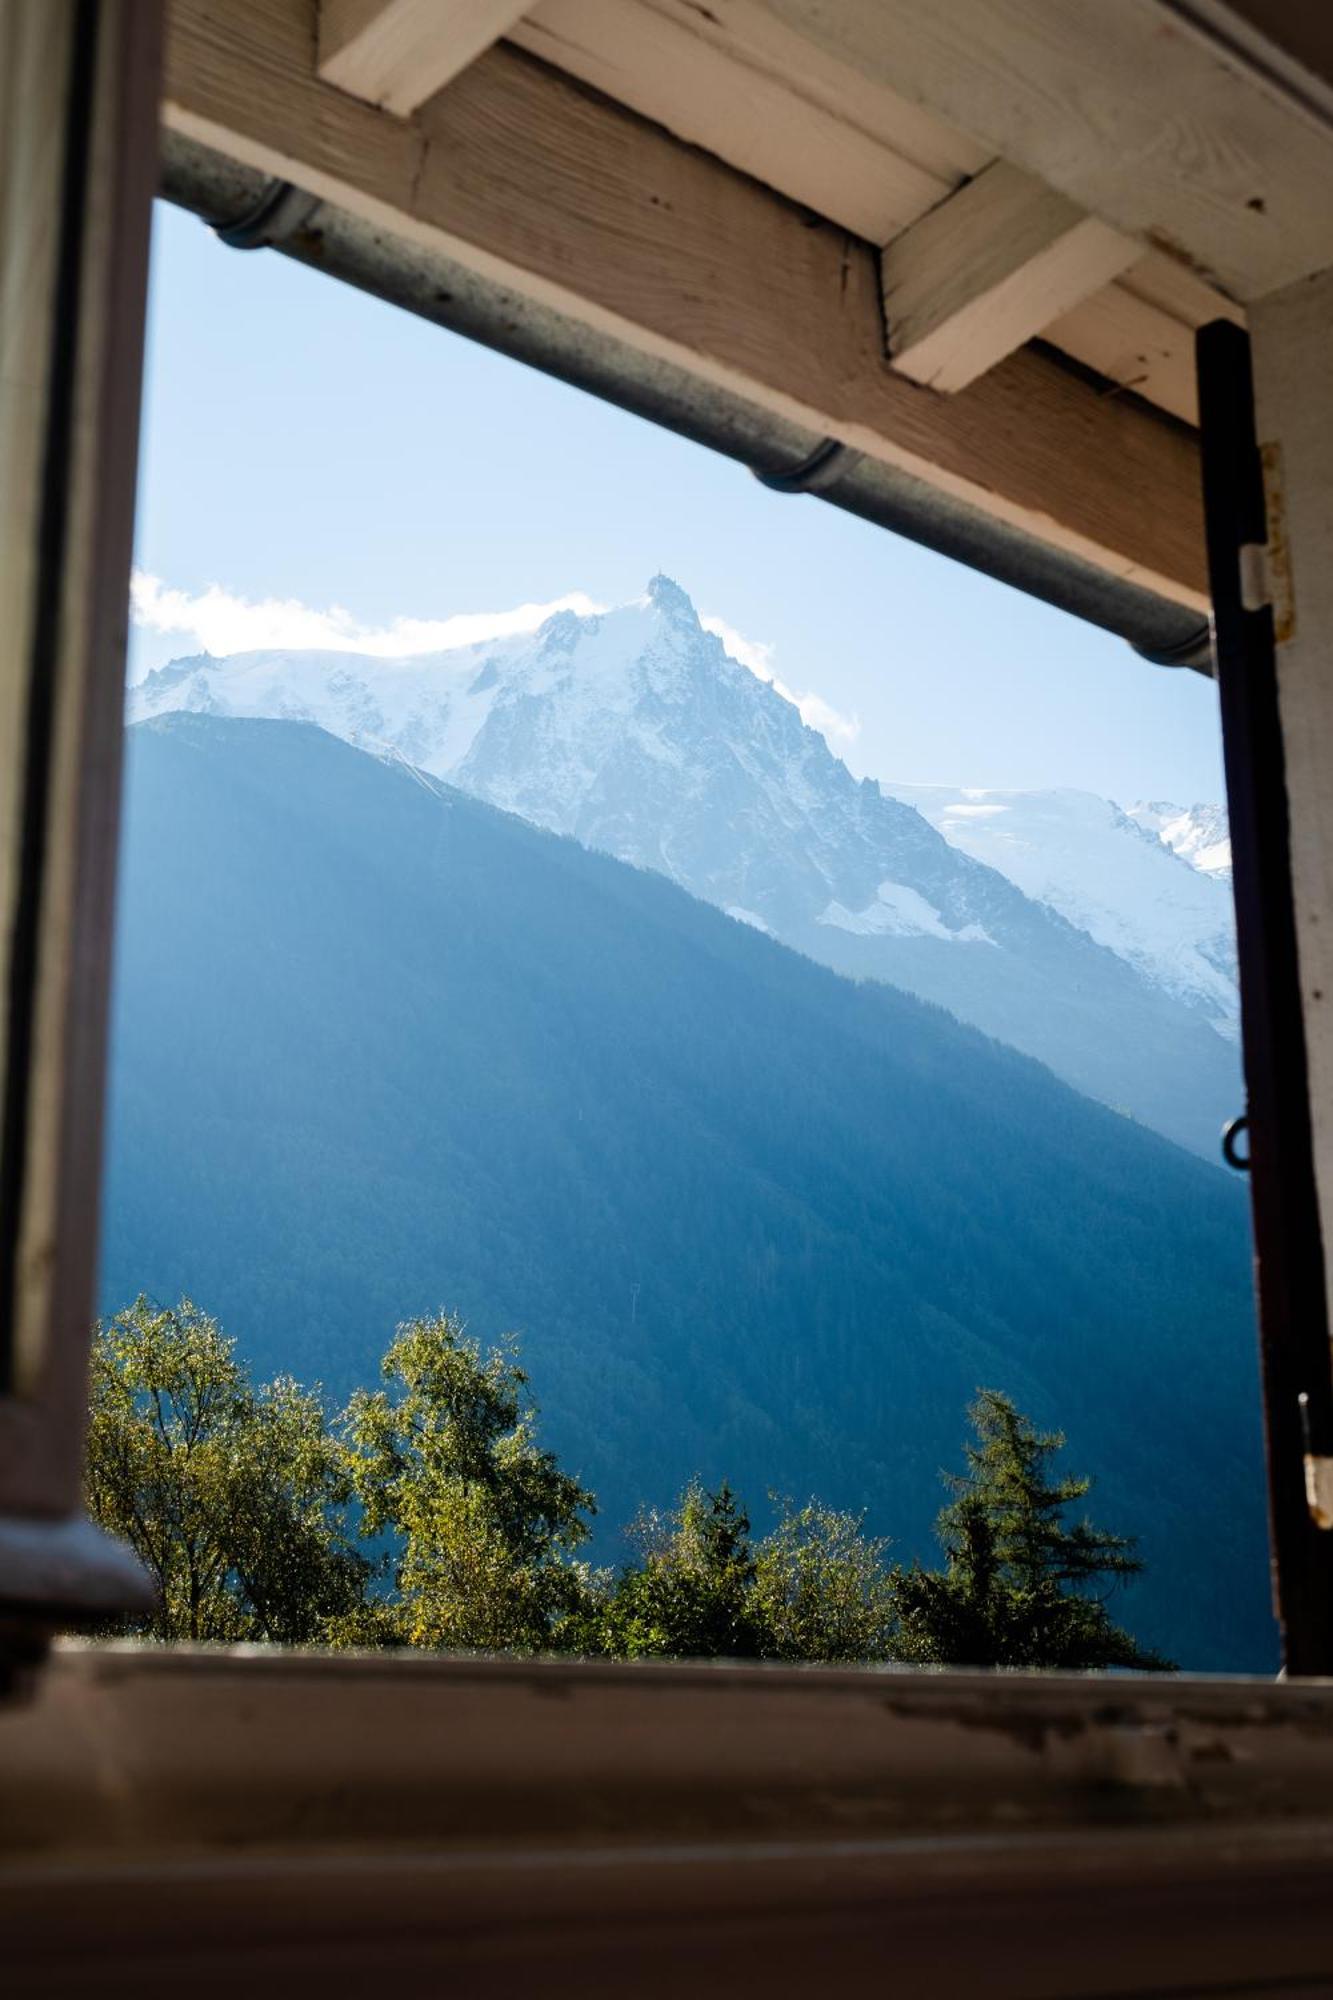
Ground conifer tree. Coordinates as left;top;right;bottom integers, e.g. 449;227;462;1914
889;1390;1171;1671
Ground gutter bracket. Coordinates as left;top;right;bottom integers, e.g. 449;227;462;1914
753;437;861;496
216;178;322;251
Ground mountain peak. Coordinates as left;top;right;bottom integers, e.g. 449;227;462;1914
644;573;699;626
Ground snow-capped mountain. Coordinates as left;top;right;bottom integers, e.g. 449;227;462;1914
130;575;1240;1156
884;784;1237;1040
1126;801;1232;880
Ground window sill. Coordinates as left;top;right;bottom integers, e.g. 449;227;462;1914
3;1643;1333;1993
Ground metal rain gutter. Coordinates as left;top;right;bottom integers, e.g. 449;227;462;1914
159;133;1214;676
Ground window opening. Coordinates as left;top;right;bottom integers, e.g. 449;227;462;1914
78;190;1272;1677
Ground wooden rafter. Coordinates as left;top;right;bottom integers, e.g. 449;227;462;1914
163;0;1210;610
318;0;531;114
511;0;1243;426
759;0;1333;303
880;162;1140;393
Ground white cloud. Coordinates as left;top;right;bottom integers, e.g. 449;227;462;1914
129;573;862;749
700;609;859;747
698;612;776;680
791;689;860;747
130;571;606;661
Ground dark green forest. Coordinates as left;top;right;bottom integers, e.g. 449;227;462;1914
99;715;1270;1668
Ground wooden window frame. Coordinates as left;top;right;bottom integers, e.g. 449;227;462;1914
0;0;1330;1738
5;7;1333;1987
0;0;160;1673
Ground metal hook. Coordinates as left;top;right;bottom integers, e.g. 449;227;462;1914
1222;1113;1250;1172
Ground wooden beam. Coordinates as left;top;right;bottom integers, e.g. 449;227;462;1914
318;0;530;114
514;0;1240;426
513;0;984;246
0;0;161;1627
880;162;1139;392
759;0;1333;303
1047;284;1200;427
1252;268;1333;1364
1046;265;1243;428
162;0;1209;610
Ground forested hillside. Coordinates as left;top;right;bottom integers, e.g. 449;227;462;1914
100;715;1270;1668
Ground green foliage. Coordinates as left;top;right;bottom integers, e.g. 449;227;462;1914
889;1390;1173;1671
587;1484;900;1664
85;1296;376;1644
593;1481;763;1660
87;1292;1168;1673
346;1312;598;1652
750;1500;898;1664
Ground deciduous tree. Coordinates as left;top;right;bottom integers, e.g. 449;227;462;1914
86;1296;376;1644
347;1312;597;1652
750;1500;898;1664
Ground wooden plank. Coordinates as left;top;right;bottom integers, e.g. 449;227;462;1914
0;0;162;1560
1048;280;1202;426
635;0;985;189
880;161;1139;392
162;0;1209;610
1252;268;1333;1364
759;0;1333;302
1047;254;1247;424
0;2;70;1049
1120;252;1246;332
511;0;981;245
12;1650;1333;1989
319;0;530;114
10;1645;1333;1853
512;0;1236;426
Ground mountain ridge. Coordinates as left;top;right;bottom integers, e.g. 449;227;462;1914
131;576;1239;1156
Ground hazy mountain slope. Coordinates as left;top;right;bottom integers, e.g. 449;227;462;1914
884;783;1238;1038
100;714;1269;1669
131;578;1241;1157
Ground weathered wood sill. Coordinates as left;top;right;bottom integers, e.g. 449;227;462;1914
4;1642;1333;1995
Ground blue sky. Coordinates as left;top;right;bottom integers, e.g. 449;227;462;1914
132;199;1226;805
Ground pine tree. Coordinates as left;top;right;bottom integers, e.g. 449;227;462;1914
889;1390;1172;1670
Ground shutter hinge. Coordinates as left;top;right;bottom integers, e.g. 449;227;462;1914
1238;444;1295;641
1303;1454;1333;1530
1299;1393;1333;1529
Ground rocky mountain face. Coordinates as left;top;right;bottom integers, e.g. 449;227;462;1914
131;576;1240;1157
